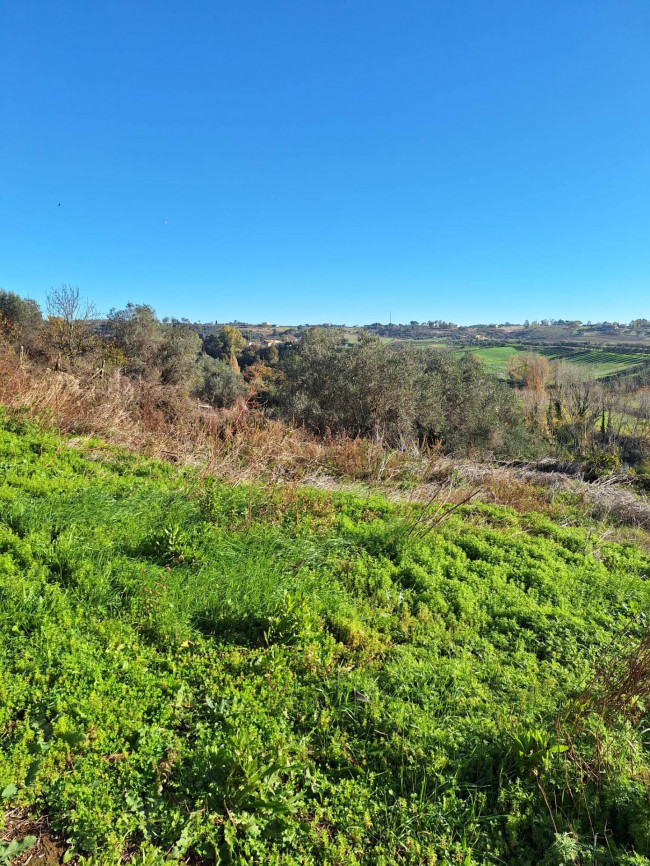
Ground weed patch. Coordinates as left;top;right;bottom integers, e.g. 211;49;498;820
0;423;649;863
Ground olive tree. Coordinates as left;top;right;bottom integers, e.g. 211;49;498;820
193;356;244;407
106;304;163;378
0;290;43;351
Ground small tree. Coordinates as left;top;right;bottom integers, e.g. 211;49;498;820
202;325;246;367
548;362;602;453
508;352;550;392
107;303;163;379
159;320;201;386
0;290;43;352
194;356;244;407
45;284;98;368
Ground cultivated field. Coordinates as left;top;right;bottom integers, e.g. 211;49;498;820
451;345;649;379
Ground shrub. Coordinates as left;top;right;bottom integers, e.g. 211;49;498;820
193;355;244;407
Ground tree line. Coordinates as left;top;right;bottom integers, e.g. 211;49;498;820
507;351;650;470
2;285;649;467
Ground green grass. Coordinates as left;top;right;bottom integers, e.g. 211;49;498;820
1;418;649;864
538;348;649;378
452;345;529;374
451;346;649;379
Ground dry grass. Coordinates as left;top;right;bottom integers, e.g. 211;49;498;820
549;627;650;848
1;807;68;865
1;353;649;539
0;355;395;478
0;353;430;484
582;630;650;726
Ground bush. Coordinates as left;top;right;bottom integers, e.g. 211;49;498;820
272;328;539;457
193;355;244;407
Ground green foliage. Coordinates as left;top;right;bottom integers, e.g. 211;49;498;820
203;326;247;365
423;350;535;456
193;355;244;407
275;329;426;445
106;303;164;378
106;305;201;386
0;836;37;864
0;423;649;863
0;290;42;350
582;449;622;478
158;320;202;386
273;328;537;457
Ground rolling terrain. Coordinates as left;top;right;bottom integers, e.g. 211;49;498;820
450;345;650;379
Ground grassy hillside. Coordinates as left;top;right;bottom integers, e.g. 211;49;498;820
1;419;649;864
537;348;649;378
451;346;649;379
451;346;528;375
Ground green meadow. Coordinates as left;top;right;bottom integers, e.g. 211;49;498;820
451;346;648;379
1;419;649;864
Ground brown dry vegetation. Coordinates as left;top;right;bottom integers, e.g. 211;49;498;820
0;351;427;483
1;807;68;865
2;351;650;545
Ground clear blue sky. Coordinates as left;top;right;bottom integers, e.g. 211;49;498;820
1;1;649;325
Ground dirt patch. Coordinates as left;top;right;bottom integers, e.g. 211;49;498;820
1;808;69;865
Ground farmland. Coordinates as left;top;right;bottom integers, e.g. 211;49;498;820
450;345;649;379
1;419;649;864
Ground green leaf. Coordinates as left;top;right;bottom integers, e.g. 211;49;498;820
1;783;18;800
0;835;37;863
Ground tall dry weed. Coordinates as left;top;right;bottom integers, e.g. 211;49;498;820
2;355;649;541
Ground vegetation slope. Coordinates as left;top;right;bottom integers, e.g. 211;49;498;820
1;418;649;865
